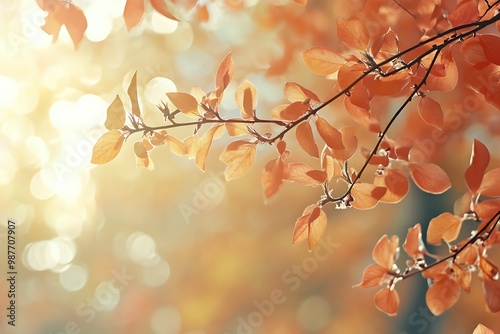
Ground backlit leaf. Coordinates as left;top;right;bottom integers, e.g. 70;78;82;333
284;82;321;104
473;324;495;334
482;275;500;313
372;235;399;270
403;224;425;260
374;288;399;316
284;162;323;186
226;120;250;136
452;263;471;293
331;127;358;162
316;116;344;150
478;168;500;197
271;102;309;121
195;124;223;171
374;169;409;203
127;72;141;118
351;183;387;210
465;139;490;194
418;96;444;130
165;135;187;156
301;47;346;76
426;277;460;315
479;34;500;66
427;212;463;245
235;80;257;119
262;158;284;199
123;0;145;31
91;130;125;164
479;256;499;281
337;17;370;51
150;0;179;21
292;205;327;250
296;122;319;158
354;264;387;288
215;52;234;96
220;140;257;180
105;95;125;130
167;92;199;117
408;162;451;194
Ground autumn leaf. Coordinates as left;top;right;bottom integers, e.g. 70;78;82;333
284;162;324;186
351;183;387;210
301;47;346;76
374;169;409;203
337;17;370;51
284;82;321;104
408;162;451;194
271;102;309;121
292;205;327;250
262;158;284;199
150;0;179;21
226;121;250;136
482;275;500;313
123;0;145;31
195;124;223;171
296;122;319;158
403;224;425;260
220;140;257;180
105;96;125;130
465;139;490;194
426;277;461;315
418;96;444;130
292;0;308;6
316;116;344;150
215;53;234;96
37;0;88;48
321;147;342;181
127;72;141;118
452;263;471;293
91;130;125;164
374;288;399;316
331;127;358;162
354;264;388;288
167;92;200;117
479;168;500;197
427;212;463;245
479;256;499;281
372;235;399;271
473;324;495;334
479;34;500;66
235;80;257;119
165;135;187;156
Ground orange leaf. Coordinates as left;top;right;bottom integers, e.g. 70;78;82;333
338;63;365;91
479;256;499;281
165;135;187;156
292;205;327;250
465;139;490;194
331;127;358;162
479;34;500;66
127;72;141;118
426;277;460;315
343;96;371;127
215;53;234;96
374;288;399;316
183;135;200;159
418;96;444;130
305;170;327;183
284;162;323;186
452;263;471;293
37;0;88;48
91;130;125;165
301;47;346;76
337;17;370;51
271;102;309;121
316;116;344;150
482;275;500;313
235;80;257;119
448;0;479;27
425;51;458;92
220;141;257;180
225;120;250;137
455;244;479;266
460;38;489;67
473;324;495;334
296;122;319;158
292;0;308;5
150;0;179;21
195;124;223;171
167;92;200;117
321;147;342;182
427;212;463;245
105;96;125;130
422;260;452;281
403;224;425;260
479;168;500;197
123;0;145;31
351;183;387;210
374;169;409;203
354;264;388;288
372;235;399;270
262;158;284;199
408;162;451;194
284;82;321;104
134;141;149;159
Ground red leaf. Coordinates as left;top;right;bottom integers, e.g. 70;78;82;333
403;224;425;260
408;162;451;194
351;183;387;210
374;287;399;316
337;17;370;51
372;235;399;271
418;96;444;130
426;277;461;315
123;0;145;31
465;139;490;194
427;212;463;245
316;116;344;150
354;264;388;288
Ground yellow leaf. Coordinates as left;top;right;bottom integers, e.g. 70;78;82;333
91;130;124;164
225;120;250;136
165;135;187;156
196;124;223;171
220;140;257;180
105;95;125;130
167;92;200;117
235;80;257;119
127;71;141;118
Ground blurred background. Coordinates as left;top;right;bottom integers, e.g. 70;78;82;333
1;0;499;333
